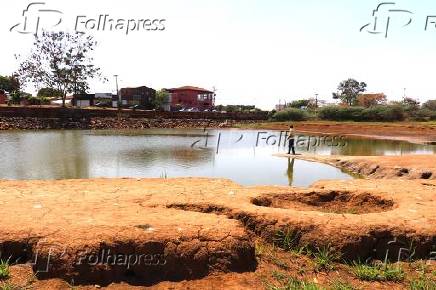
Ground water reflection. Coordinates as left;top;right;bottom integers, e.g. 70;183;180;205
0;129;434;186
286;158;295;186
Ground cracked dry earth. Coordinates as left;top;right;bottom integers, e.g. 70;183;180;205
0;177;435;289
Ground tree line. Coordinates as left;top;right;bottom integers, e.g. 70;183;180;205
271;78;436;122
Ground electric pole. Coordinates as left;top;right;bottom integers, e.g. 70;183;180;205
114;75;120;117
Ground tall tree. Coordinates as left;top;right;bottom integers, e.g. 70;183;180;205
16;31;105;107
333;78;367;106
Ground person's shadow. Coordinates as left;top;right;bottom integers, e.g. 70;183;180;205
286;158;295;186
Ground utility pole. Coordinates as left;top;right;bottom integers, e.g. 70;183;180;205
403;88;406;99
114;75;120;117
315;93;319;109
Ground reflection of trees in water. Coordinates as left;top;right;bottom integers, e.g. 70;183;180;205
309;137;435;156
117;147;215;168
57;132;90;179
286;158;295;186
0;131;90;179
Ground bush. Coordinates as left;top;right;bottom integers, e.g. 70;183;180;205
422;100;436;111
272;108;309;121
318;105;405;122
318;106;365;121
361;105;406;122
410;108;436;121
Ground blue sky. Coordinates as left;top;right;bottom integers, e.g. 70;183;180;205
2;0;436;109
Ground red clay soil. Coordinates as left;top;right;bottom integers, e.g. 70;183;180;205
276;153;436;180
242;121;436;144
0;177;435;288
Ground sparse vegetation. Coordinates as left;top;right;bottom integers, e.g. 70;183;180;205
409;274;436;290
329;280;356;290
267;271;322;290
351;261;404;282
272;108;311;121
273;228;302;252
313;245;339;271
273;228;312;256
0;260;10;280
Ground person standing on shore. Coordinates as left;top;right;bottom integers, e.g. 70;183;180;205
287;125;296;155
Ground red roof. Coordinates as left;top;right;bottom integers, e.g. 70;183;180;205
167;86;213;93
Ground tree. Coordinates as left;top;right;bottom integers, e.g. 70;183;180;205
357;93;387;108
401;97;420;111
16;31;105;107
37;87;63;98
422;100;436;111
153;89;170;110
0;75;20;93
333;78;367;106
289;99;311;109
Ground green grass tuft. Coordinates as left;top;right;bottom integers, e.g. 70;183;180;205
0;260;10;280
351;261;404;282
268;272;323;290
313;245;339;271
409;274;436;290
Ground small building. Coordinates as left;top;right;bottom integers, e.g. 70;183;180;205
0;90;7;104
166;86;215;111
94;93;114;107
113;86;156;109
72;94;95;107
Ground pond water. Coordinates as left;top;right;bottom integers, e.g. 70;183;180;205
0;129;434;186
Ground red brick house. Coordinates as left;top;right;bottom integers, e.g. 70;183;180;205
116;86;156;109
166;86;215;111
0;90;7;104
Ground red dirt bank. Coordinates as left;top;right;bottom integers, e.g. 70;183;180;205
0;177;435;289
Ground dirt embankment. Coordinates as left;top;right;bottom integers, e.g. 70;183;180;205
240;121;436;144
277;154;436;180
0;117;257;130
0;178;435;288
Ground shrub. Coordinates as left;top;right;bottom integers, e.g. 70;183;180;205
272;108;309;121
318;106;365;121
318;105;405;122
361;105;406;122
410;109;436;121
422;100;436;111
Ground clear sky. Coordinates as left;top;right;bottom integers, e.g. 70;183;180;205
2;0;436;109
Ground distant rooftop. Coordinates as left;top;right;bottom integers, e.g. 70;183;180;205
167;86;213;93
